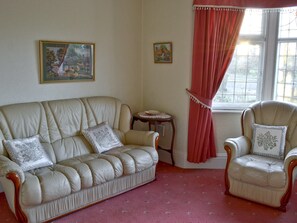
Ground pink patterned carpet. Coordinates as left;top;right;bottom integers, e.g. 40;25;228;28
1;162;297;223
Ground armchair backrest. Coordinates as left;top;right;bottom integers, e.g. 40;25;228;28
242;101;297;156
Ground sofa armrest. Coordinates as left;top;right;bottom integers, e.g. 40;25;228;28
279;148;297;211
284;148;297;171
224;136;251;195
0;155;25;184
125;130;159;149
224;136;251;160
0;155;27;222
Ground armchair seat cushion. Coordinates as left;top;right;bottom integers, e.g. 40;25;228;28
229;154;286;188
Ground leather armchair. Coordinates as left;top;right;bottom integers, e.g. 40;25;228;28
224;101;297;211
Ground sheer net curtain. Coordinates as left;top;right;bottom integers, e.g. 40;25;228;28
187;0;297;163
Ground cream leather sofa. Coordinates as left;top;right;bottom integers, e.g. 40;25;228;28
224;101;297;211
0;96;159;223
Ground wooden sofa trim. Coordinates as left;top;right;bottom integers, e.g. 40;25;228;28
6;172;28;223
155;136;159;151
224;145;231;195
279;159;297;211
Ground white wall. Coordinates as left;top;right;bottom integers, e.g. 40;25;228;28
142;0;242;168
0;0;243;172
0;0;143;193
0;0;142;112
142;0;192;167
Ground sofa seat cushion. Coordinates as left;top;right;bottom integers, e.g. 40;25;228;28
105;145;158;174
20;146;158;206
22;166;79;206
21;154;121;206
228;154;285;188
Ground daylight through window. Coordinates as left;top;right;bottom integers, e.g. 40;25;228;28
214;7;297;109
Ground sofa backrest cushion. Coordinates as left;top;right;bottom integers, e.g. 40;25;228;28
0;96;132;163
42;99;88;141
82;97;122;129
0;102;53;159
42;98;91;162
0;102;50;142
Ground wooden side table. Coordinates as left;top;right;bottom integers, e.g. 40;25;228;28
132;112;175;166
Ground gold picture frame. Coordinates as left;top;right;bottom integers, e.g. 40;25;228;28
153;42;172;63
39;40;95;83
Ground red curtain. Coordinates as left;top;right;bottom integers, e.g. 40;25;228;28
187;8;244;163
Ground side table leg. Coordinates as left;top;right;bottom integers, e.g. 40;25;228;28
170;120;175;166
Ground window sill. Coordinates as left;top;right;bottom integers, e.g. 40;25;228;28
212;109;243;114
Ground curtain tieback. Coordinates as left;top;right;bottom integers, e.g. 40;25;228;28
186;89;212;110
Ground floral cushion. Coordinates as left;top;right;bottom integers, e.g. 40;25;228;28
3;135;53;171
252;124;287;159
82;122;123;153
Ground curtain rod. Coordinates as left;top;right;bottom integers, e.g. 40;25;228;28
193;5;297;12
193;5;246;10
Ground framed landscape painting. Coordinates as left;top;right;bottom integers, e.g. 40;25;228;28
153;42;172;63
39;40;95;83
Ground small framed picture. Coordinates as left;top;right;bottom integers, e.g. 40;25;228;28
153;42;172;63
39;40;95;83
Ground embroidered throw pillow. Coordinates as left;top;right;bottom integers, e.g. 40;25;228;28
82;121;123;153
4;135;53;171
252;124;287;159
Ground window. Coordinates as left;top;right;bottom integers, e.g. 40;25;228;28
275;9;297;103
214;7;297;110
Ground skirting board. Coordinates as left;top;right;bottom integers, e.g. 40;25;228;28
158;149;227;169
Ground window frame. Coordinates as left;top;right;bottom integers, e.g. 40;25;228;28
213;11;283;111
